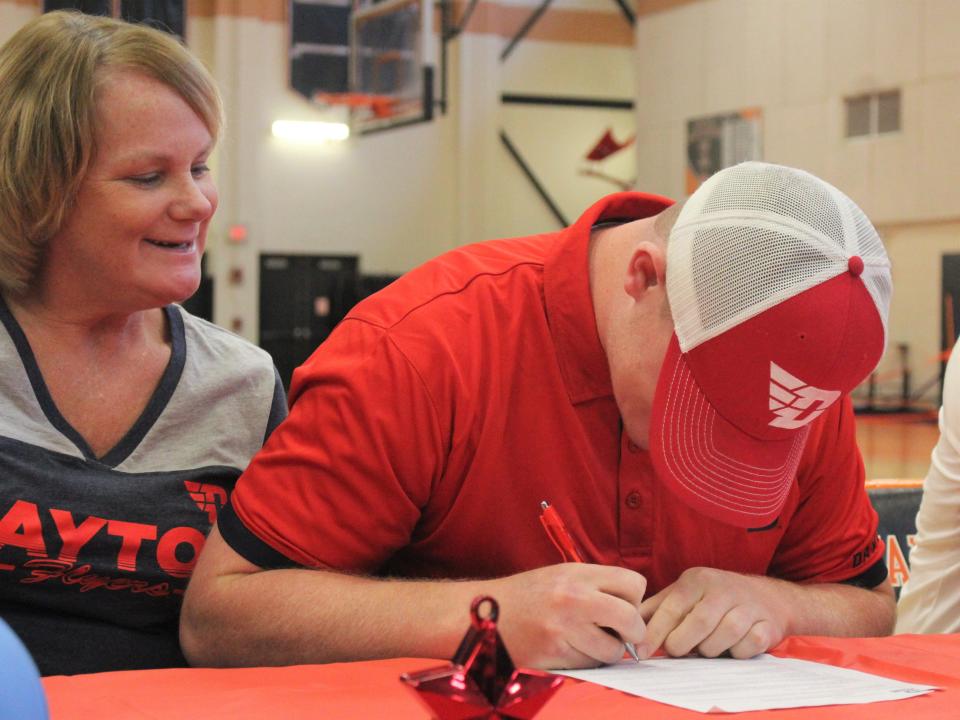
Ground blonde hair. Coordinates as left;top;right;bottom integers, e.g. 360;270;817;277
0;10;223;294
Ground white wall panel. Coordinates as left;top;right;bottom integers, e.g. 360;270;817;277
702;0;784;112
635;4;706;126
780;0;828;106
916;76;960;221
633;121;682;199
635;0;960;400
923;0;960;78
763;101;831;178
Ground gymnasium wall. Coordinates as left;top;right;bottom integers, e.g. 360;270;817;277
188;0;635;339
0;0;634;340
1;0;956;402
635;0;960;404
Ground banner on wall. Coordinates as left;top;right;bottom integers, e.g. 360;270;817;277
686;108;763;194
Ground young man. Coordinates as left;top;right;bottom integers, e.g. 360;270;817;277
182;162;895;669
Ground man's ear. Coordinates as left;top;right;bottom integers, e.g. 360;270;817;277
624;241;667;301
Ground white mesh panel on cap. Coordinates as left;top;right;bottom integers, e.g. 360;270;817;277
688;224;837;334
700;164;847;247
839;182;891;333
863;266;892;333
666;162;891;352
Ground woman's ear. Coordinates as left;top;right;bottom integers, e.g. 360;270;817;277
624;241;667;301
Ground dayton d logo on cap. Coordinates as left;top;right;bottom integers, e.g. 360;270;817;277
649;162;891;528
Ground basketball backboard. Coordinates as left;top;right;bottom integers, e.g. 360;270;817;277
348;0;434;133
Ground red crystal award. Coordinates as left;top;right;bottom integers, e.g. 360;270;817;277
400;596;563;719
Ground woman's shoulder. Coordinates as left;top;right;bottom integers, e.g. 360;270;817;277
172;305;276;374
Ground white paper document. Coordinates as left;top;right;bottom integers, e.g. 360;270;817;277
556;654;939;713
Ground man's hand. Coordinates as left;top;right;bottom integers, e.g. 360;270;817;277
183;529;892;671
488;563;647;669
638;567;789;660
181;527;650;670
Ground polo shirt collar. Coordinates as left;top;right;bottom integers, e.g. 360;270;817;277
544;191;673;405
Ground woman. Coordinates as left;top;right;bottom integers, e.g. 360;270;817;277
0;12;286;674
896;346;960;634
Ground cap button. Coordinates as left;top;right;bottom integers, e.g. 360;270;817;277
848;255;864;276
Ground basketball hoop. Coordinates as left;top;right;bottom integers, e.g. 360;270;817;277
313;92;397;119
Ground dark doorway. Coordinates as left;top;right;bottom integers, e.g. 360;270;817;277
43;1;185;37
181;255;213;322
259;254;359;388
43;0;111;14
941;254;960;404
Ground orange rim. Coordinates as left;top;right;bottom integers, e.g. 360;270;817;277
865;478;924;489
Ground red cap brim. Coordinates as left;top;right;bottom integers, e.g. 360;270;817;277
650;335;810;528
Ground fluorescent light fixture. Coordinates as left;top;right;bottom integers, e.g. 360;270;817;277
271;120;350;143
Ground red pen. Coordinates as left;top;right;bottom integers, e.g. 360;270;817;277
539;500;585;563
539;500;641;662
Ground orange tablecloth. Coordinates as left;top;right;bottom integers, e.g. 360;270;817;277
42;634;960;719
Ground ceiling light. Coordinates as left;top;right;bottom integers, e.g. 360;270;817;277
271;120;350;143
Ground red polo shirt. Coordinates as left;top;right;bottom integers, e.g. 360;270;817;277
221;192;886;592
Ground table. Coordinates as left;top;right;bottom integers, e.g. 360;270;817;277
42;634;960;719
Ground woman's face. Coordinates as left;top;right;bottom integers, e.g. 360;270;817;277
44;68;217;311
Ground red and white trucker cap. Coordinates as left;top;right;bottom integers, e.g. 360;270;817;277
649;162;891;528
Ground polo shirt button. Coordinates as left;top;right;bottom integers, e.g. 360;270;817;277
625;491;642;509
627;441;640;453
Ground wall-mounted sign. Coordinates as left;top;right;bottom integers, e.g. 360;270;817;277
686;108;762;194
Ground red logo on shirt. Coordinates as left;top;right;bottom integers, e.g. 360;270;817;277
184;481;228;525
0;499;206;582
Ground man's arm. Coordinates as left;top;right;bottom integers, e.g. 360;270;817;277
637;567;895;659
180;526;649;670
